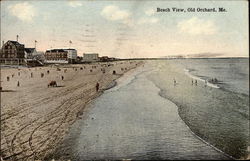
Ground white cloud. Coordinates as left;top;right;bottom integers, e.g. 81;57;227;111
8;2;36;22
138;17;159;25
101;5;132;26
138;8;158;25
68;0;82;7
177;17;218;35
145;8;155;16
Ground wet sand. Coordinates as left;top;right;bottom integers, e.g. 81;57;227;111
0;60;143;160
50;61;230;160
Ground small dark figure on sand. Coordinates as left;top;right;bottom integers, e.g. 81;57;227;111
173;79;177;86
31;73;33;78
205;80;207;87
195;80;197;86
47;70;50;74
17;81;20;87
96;82;99;92
61;76;64;80
7;77;10;81
192;79;193;85
48;81;57;87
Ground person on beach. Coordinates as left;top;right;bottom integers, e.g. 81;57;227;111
192;79;193;85
61;76;64;80
174;79;177;86
96;82;99;92
17;81;20;87
195;80;197;86
205;80;207;87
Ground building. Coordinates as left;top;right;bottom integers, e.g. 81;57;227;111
99;56;117;62
44;48;77;64
45;49;68;63
24;48;37;59
99;56;109;62
82;53;99;62
64;48;77;63
0;40;25;65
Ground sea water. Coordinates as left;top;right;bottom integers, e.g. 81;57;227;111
179;58;249;95
147;58;249;159
52;58;248;160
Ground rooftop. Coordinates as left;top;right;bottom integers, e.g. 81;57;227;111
46;49;66;52
7;40;24;46
25;48;36;53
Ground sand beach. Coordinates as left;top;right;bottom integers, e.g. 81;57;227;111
0;60;143;160
0;59;248;160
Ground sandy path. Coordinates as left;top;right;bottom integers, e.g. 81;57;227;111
0;61;143;161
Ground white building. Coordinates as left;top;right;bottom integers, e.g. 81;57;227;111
82;53;99;62
64;48;77;63
24;48;37;59
64;49;77;59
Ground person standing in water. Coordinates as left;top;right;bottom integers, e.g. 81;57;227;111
205;80;207;87
195;80;197;86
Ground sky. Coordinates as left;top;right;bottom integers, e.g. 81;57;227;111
1;0;249;58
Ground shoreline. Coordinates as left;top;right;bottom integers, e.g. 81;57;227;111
147;60;249;159
50;61;230;160
156;90;235;160
0;61;144;161
1;59;248;160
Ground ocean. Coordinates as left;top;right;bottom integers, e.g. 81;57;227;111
51;58;249;160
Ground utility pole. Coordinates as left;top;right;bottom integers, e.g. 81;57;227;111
35;40;37;48
69;40;72;49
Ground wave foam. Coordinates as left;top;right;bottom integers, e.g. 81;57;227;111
184;69;220;89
